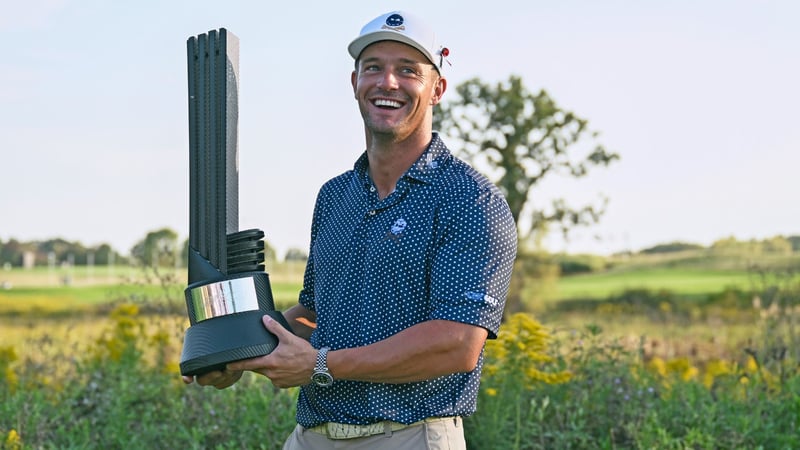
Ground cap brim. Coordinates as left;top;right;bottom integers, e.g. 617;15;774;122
348;31;436;67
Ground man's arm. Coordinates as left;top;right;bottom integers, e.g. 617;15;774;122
328;319;488;384
228;315;488;388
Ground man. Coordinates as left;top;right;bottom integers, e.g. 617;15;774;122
185;10;517;449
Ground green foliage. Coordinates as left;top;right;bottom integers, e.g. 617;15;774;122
711;235;795;256
553;268;754;303
0;303;297;449
283;247;308;262
554;253;608;275
3;260;800;448
0;237;124;267
464;319;800;449
131;227;179;267
466;313;571;449
640;241;704;254
433;75;619;241
789;235;800;252
507;250;560;315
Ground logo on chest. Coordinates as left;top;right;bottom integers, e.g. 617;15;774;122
384;218;408;242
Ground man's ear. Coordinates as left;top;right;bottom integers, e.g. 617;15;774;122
430;76;447;106
351;71;358;99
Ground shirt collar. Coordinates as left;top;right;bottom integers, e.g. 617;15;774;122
353;133;452;185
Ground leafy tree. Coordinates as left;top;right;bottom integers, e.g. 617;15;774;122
284;248;308;262
131;228;179;267
788;235;800;252
711;236;761;255
92;243;118;265
762;236;792;255
39;238;87;265
0;239;26;266
434;75;619;313
434;75;619;243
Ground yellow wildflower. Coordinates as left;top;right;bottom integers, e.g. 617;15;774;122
5;429;21;450
745;355;759;373
646;357;667;377
484;313;570;388
702;359;735;388
0;346;18;393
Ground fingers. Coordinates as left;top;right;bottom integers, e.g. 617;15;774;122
262;313;291;338
185;369;243;390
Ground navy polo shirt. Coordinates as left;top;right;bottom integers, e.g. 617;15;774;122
295;133;517;427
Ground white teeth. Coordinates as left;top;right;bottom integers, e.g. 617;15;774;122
374;99;402;108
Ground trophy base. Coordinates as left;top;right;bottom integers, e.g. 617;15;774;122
180;309;291;376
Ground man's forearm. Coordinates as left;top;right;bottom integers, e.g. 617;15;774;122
327;320;488;384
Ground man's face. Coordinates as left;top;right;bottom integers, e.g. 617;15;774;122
351;41;445;140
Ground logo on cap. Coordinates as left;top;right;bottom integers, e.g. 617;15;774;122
382;13;405;31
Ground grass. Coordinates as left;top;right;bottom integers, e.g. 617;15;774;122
1;254;799;448
553;268;753;301
0;263;304;316
0;261;764;313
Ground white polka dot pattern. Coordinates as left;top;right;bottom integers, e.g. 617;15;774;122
295;133;517;427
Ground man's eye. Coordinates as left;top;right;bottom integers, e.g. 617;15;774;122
364;65;380;72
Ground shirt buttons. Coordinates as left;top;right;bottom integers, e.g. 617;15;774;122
370;186;376;192
368;210;376;216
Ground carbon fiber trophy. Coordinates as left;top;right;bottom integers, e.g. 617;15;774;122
180;28;290;376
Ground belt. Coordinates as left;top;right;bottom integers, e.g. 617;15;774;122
306;416;457;440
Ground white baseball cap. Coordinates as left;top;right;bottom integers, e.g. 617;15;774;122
348;11;449;72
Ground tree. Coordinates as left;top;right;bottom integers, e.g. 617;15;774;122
641;242;705;254
131;228;179;267
761;236;792;255
433;75;619;243
434;75;619;313
284;248;308;262
788;235;800;252
0;239;23;265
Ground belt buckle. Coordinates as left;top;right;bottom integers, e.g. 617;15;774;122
326;421;384;439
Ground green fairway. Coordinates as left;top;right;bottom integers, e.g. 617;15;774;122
553;267;754;301
0;257;791;313
0;282;302;316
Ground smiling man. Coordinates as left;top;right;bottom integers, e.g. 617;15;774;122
184;10;517;449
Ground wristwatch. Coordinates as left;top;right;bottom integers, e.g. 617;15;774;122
311;346;334;387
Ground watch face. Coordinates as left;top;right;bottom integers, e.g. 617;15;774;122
312;371;334;387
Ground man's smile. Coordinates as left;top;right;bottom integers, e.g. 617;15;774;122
372;98;405;109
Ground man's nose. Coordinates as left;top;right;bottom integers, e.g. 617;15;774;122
377;70;399;90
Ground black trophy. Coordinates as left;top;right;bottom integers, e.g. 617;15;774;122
180;28;291;377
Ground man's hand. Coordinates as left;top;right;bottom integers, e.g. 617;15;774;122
226;314;318;388
182;368;243;390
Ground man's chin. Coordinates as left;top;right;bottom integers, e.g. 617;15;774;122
364;120;401;136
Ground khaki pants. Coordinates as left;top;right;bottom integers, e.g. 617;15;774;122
282;417;467;450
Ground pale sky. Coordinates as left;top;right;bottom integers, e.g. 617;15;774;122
2;0;798;258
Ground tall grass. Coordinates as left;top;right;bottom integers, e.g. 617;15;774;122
2;259;799;448
4;303;796;449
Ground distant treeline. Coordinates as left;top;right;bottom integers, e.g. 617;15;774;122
550;234;800;276
0;237;126;267
638;235;800;255
0;229;309;268
1;233;798;269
